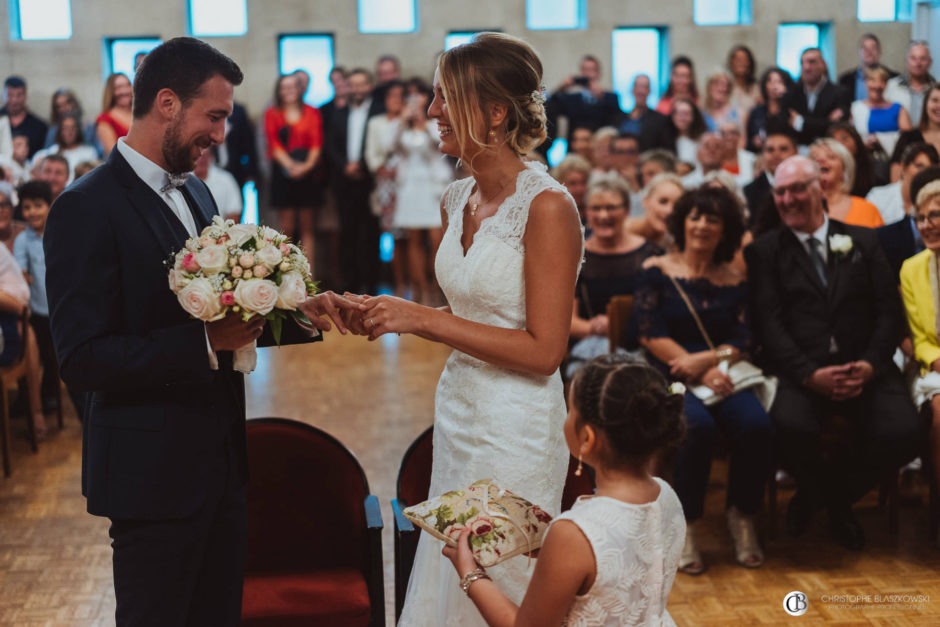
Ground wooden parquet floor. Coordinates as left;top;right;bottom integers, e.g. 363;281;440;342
1;333;940;626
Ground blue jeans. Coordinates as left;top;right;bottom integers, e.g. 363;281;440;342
673;390;774;521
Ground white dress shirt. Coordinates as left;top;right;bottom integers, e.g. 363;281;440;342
865;180;905;226
203;164;243;221
346;98;372;164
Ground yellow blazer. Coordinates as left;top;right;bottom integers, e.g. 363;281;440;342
900;248;940;375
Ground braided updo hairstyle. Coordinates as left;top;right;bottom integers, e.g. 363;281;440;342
437;32;548;166
570;355;686;466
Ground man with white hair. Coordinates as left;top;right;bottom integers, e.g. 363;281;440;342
885;41;934;127
745;155;920;551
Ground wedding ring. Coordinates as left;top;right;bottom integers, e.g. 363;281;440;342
369;318;375;328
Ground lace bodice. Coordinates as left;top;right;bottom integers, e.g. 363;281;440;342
556;479;685;627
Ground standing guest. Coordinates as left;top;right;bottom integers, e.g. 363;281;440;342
839;34;898;103
681;133;724;189
877;164;940;279
638;149;677;189
371;54;403;117
718;121;755;188
671;99;708;166
867;142;938;226
656;56;699;115
635;186;773;573
900;181;940;548
0;182;24;251
264;74;322;273
32;115;98;183
95;73;133;156
44;37;357;625
744;128;798;230
38;155;70;201
728;45;760;127
891;84;940;181
828;122;880;196
1;76;48;159
702;72;739;133
850;67;911;157
193;149;242;222
215;101;258;190
782;48;851;146
291;68;311;101
886;41;934;127
325;68;380;293
319;66;349;129
568;126;594;162
619;74;674;151
808;138;883;227
746;155;920;550
546;55;621;145
746;67;794;152
551;154;592;224
44;88;85;149
628;172;684;249
0;134;31;186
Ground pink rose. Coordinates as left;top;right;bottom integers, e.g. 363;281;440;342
231;265;243;278
239;253;255;268
252;264;269;278
182;253;200;273
217;234;230;244
445;523;467;542
279;243;290;255
233;279;278;315
220;291;235;306
177;277;222;320
199;236;217;248
467;515;494;536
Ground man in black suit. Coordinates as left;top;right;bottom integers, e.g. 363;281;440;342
215;101;258;189
618;74;673;151
325;68;381;294
782;48;851;146
838;33;898;103
743;127;797;231
745;155;920;550
545;55;622;146
45;38;356;625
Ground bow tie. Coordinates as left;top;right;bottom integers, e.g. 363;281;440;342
160;172;190;193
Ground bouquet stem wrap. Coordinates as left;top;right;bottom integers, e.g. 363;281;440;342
234;342;257;374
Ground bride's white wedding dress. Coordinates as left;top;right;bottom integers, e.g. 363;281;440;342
398;162;582;626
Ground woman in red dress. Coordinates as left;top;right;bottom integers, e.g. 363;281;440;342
95;73;132;156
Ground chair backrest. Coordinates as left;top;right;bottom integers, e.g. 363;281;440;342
244;418;371;574
396;426;433;507
607;295;634;353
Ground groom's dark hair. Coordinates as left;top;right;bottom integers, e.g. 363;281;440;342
133;37;243;118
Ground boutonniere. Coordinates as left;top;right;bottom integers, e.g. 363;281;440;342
829;234;853;261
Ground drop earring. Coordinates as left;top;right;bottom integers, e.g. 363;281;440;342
574;454;583;477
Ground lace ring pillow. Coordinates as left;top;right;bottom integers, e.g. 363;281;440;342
402;479;553;567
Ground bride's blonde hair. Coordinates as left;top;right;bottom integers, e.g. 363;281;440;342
437;32;547;168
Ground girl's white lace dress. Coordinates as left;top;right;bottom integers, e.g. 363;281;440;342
554;478;686;626
398;162;581;626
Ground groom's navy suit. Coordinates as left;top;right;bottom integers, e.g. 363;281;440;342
45;147;248;625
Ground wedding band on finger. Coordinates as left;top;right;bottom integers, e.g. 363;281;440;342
369;318;376;329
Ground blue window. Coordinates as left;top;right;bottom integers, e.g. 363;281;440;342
106;38;162;81
776;23;834;82
358;0;417;33
10;0;71;40
858;0;912;22
611;27;668;112
279;34;335;107
188;0;248;37
526;0;585;30
445;31;483;50
693;0;752;25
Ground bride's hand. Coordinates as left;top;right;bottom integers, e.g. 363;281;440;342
442;528;480;578
360;295;427;340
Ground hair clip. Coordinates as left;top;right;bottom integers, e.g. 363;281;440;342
530;89;546;105
668;382;686;396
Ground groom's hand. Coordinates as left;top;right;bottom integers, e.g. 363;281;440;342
207;314;265;352
298;291;365;334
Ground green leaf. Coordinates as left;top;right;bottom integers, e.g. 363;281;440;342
269;315;283;346
292;309;312;326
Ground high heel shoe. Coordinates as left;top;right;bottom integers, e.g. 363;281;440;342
727;506;764;568
678;524;706;575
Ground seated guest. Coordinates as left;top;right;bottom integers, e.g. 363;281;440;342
628;173;684;249
568;179;662;376
702;72;739;133
681;133;724;189
0;182;24;251
619;74;674;151
718;121;755;188
885;40;934;127
31;114;97;184
746;67;794;152
850;66;911;158
809;138;883;227
568;126;594;162
73;159;99;180
891;83;940;181
589;126;618;180
671;98;707;165
37;154;70;202
867;142;938;226
1;76;49;159
899;180;940;548
551;154;592;224
638;149;677;189
744;127;798;230
782;48;851;146
95;73;132;156
608;133;642;200
635;186;773;574
43;87;86;149
728;45;761;127
656;56;699;115
828;122;880;196
745;155;920;550
545;55;621;145
0;134;30;186
878;164;940;279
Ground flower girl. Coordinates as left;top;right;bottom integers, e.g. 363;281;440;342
444;355;687;626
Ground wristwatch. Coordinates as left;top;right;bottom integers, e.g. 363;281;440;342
459;568;490;595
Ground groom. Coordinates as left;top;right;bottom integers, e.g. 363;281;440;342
45;38;357;625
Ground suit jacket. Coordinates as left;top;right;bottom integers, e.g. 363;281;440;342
618;108;675;152
744;172;771;229
324;102;375;188
45;149;285;521
877;215;922;282
218;101;259;188
545;89;622;143
899;248;940;374
838;65;898;102
781;80;851;145
745;219;903;386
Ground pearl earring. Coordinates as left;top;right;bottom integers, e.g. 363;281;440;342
574;454;583;477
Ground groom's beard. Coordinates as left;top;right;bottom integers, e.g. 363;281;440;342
162;113;197;175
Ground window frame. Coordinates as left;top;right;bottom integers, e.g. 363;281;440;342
525;0;587;31
776;22;835;83
857;0;912;22
277;32;337;108
693;0;752;26
186;0;248;37
611;25;670;112
444;30;501;50
103;36;162;82
9;0;72;41
357;0;418;34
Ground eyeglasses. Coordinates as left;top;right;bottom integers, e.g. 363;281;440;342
586;204;625;213
772;178;817;197
915;210;940;226
610;146;639;155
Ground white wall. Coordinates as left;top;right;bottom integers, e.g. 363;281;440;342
0;0;914;123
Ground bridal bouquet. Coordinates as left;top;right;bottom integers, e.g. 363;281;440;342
167;216;317;373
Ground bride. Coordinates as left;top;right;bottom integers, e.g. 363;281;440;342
358;33;583;625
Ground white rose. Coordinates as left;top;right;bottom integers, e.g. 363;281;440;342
255;244;283;268
195;245;229;275
168;268;190;293
228;223;259;247
178;277;222;321
829;234;853;254
276;272;307;310
260;226;281;242
234;279;278;315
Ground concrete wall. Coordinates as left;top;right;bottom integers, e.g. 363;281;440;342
0;0;914;123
